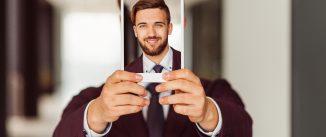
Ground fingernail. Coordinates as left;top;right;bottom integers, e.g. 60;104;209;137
135;74;142;80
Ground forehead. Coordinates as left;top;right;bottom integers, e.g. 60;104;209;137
135;8;168;24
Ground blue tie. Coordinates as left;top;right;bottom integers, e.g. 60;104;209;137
146;65;164;137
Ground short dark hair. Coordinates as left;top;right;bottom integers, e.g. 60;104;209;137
131;0;171;25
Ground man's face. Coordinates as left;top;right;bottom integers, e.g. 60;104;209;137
133;8;172;56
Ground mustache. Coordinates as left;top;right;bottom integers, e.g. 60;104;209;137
144;36;161;41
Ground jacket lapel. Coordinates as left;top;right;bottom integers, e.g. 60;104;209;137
171;47;181;70
125;54;143;73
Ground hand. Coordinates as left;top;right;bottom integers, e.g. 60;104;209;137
87;70;149;133
156;69;219;132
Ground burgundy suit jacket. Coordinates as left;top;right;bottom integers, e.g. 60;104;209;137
53;49;252;137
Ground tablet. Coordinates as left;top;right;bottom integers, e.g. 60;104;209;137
121;0;184;83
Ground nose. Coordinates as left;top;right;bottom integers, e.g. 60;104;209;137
147;25;156;37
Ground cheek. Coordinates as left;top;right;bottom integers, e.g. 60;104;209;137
157;29;168;38
136;31;146;40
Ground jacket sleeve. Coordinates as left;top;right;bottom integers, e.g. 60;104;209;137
53;86;102;137
197;79;253;137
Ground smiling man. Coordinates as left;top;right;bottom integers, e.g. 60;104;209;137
53;0;252;137
131;0;174;65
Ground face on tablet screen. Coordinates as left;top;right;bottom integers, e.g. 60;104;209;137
134;8;171;56
122;0;184;82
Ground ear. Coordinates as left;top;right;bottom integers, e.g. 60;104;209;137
133;25;138;37
168;23;173;35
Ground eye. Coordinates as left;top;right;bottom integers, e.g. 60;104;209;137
138;24;146;28
155;24;164;27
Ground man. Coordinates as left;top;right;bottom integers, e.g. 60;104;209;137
53;0;252;137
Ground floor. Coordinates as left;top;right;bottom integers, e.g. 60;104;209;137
7;94;65;137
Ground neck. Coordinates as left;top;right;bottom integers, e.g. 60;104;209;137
144;45;169;64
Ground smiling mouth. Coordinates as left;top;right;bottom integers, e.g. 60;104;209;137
146;38;160;45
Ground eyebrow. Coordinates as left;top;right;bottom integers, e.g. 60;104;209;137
154;21;166;25
136;21;166;27
136;22;147;27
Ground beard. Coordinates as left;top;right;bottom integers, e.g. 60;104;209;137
138;36;168;56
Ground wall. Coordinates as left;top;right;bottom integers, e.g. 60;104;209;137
222;0;291;137
292;0;326;136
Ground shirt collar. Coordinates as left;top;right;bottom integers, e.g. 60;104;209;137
143;46;173;73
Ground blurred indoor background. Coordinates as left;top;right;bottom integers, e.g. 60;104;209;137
1;0;325;137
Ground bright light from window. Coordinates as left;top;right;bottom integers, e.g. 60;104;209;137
60;12;121;104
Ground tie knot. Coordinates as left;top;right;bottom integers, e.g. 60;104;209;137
153;65;164;73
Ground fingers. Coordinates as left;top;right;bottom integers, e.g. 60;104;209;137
112;94;149;107
106;70;142;84
162;69;201;85
99;94;149;120
159;93;195;105
156;79;202;94
111;105;143;116
92;70;146;124
172;105;203;118
109;81;146;96
173;105;191;116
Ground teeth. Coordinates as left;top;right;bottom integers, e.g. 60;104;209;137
147;39;158;43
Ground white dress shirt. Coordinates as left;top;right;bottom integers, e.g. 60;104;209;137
83;47;222;137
